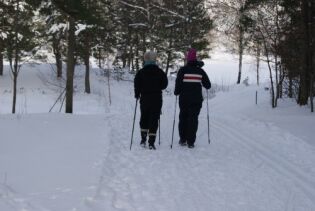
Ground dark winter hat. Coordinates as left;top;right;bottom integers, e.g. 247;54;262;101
186;48;197;62
144;51;157;62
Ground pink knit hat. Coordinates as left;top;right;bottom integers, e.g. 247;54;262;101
186;48;197;62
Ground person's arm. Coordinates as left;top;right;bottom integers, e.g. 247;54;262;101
174;69;184;95
134;71;141;99
201;69;211;89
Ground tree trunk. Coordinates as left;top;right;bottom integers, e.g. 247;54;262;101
266;57;276;108
237;27;244;84
299;0;311;105
165;38;173;75
0;50;3;76
122;47;127;68
84;33;91;94
8;56;12;68
56;52;62;78
12;33;19;114
279;63;283;98
142;30;146;61
135;33;140;72
7;43;13;68
311;74;314;112
52;35;62;78
84;54;90;94
275;56;279;107
12;0;20;114
12;72;17;114
127;28;132;70
0;39;3;76
267;60;276;108
131;56;134;72
129;45;133;71
165;28;173;76
98;48;102;69
307;0;314;112
165;50;171;76
256;42;260;86
289;76;293;98
107;68;111;105
275;4;282;100
65;17;76;113
262;34;276;108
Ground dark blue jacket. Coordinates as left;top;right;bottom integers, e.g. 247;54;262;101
174;61;211;103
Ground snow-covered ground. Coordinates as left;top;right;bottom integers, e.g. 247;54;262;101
1;54;315;211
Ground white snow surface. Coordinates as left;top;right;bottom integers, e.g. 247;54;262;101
0;55;315;211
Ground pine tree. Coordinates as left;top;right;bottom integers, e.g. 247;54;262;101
156;0;213;74
247;0;314;111
50;0;102;113
3;0;38;113
0;0;11;76
109;0;213;73
38;0;67;78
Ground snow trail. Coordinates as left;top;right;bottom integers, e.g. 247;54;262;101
84;82;315;211
1;65;315;211
212;118;315;209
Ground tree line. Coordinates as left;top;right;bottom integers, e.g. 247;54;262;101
209;0;314;111
0;0;212;113
0;0;314;113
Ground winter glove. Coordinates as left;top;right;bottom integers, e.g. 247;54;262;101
197;60;204;68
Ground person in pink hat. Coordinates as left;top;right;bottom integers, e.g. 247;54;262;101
174;48;211;148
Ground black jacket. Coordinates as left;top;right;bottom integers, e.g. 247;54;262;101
134;64;168;99
174;61;211;103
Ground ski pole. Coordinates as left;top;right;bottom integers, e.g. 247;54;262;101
158;118;161;145
130;99;138;150
206;90;210;144
170;96;178;149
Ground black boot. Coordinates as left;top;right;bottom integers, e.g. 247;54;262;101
140;140;146;148
148;136;156;150
140;130;147;147
187;141;195;148
179;139;187;146
187;144;195;148
149;143;156;150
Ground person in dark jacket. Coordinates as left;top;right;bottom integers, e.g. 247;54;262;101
174;48;211;148
134;51;168;150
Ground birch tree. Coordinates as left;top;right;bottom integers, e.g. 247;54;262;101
209;0;255;84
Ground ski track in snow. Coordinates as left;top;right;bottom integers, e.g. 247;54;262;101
211;119;315;210
215;119;315;199
83;90;315;211
1;65;315;211
0;174;56;211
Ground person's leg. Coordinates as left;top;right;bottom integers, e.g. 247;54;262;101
147;99;162;150
178;103;188;145
140;99;149;146
186;103;202;147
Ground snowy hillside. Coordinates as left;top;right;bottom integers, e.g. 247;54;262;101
1;56;315;211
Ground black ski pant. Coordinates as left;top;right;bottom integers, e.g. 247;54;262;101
139;96;162;144
178;101;202;146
